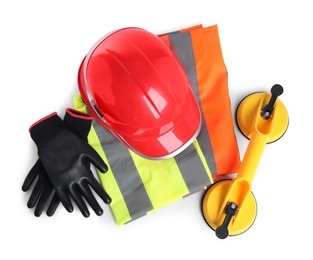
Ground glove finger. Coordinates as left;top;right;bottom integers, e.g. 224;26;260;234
85;147;108;173
27;173;46;208
34;182;54;217
70;185;90;218
80;180;103;216
22;159;41;191
88;177;112;204
46;192;60;217
56;189;73;213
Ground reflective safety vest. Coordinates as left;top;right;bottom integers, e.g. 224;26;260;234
73;24;240;225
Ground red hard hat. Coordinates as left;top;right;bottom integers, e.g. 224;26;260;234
78;28;201;159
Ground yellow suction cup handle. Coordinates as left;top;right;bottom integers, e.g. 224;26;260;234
202;85;289;239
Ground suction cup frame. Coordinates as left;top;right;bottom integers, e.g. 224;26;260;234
202;85;289;239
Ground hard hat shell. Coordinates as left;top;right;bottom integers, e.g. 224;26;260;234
78;27;201;159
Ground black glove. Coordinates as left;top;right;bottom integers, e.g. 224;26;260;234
23;110;111;217
22;109;96;217
22;159;58;216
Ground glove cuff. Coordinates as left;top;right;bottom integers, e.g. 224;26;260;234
29;112;65;148
64;108;94;142
65;108;93;120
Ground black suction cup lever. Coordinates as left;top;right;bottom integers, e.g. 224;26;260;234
261;84;284;119
215;202;239;239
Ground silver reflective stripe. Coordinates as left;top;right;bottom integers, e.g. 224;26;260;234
168;31;217;175
159;30;179;37
92;119;153;220
174;144;212;194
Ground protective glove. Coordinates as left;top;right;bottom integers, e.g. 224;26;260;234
22;109;95;216
22;159;57;216
22;109;111;217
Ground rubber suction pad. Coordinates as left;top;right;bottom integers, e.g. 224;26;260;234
202;180;257;236
236;92;289;143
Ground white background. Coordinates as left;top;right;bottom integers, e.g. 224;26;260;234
1;0;312;259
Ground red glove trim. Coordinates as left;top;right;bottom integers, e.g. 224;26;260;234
29;112;58;132
65;108;94;121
